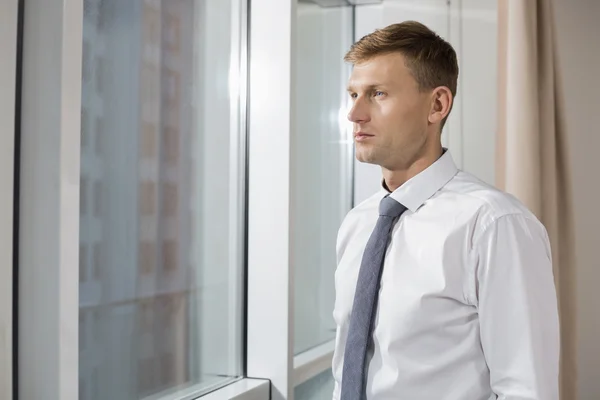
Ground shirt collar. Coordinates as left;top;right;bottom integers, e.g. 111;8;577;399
382;150;459;213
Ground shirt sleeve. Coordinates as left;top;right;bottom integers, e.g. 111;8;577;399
331;317;343;400
332;376;341;400
474;213;560;400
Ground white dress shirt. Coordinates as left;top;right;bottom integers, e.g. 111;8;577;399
332;151;559;400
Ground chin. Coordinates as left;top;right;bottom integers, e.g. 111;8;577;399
355;152;380;166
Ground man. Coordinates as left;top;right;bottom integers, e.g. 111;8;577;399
332;21;559;400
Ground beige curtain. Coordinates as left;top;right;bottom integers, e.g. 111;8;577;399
496;0;576;398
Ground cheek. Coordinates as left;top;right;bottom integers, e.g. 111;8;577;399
399;99;430;129
379;101;420;133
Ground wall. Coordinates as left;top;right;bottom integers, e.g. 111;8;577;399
552;0;600;398
353;0;497;203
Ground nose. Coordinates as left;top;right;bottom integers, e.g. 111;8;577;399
347;97;370;124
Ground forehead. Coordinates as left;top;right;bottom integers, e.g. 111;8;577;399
347;52;414;89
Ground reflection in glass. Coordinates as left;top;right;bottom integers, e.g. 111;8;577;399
292;2;354;355
79;0;246;399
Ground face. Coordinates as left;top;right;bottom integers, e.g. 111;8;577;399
347;52;439;171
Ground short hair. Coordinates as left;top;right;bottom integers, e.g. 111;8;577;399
345;21;459;126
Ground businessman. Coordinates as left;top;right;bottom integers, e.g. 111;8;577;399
332;21;559;400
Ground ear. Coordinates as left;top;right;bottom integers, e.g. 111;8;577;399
428;86;453;126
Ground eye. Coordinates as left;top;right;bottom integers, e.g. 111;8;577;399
374;91;385;97
349;93;358;99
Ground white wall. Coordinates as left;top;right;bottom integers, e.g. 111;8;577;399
552;0;600;398
353;0;497;203
452;0;497;186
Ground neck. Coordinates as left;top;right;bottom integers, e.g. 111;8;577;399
383;142;443;192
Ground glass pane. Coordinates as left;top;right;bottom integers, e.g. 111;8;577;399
79;1;246;399
294;369;335;400
292;3;354;355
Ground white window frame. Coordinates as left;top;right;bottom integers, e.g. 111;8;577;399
246;0;296;398
0;0;19;398
17;0;336;399
249;1;337;397
19;0;83;398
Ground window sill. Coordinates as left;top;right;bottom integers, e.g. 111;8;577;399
293;339;335;386
142;378;270;400
202;379;270;400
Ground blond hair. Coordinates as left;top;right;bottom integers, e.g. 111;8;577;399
345;21;459;125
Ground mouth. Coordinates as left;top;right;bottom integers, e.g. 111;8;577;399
354;132;374;142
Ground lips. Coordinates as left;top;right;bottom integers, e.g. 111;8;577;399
354;132;374;142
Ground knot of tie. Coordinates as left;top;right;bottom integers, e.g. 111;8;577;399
379;195;407;217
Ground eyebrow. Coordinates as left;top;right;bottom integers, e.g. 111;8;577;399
346;84;386;92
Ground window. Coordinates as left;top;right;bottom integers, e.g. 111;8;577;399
93;180;102;217
165;14;181;52
160;353;177;386
139;241;156;275
92;242;103;280
79;311;86;352
80;176;88;215
139;181;157;215
94;117;103;156
78;0;246;398
94;56;104;96
21;0;327;399
138;358;157;395
162;240;177;271
292;0;353;356
79;378;87;400
80;244;88;283
161;183;177;216
82;40;91;85
163;128;179;165
141;122;158;158
81;108;90;148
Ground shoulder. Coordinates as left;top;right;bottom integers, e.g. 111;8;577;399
336;191;381;256
439;171;547;244
338;191;381;234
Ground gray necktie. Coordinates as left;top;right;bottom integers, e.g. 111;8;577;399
341;195;407;400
